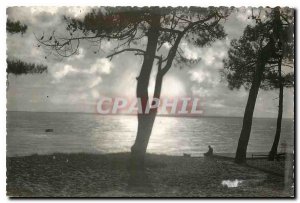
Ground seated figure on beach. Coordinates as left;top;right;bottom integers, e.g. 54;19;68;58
204;145;213;157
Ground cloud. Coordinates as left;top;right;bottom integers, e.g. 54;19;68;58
88;77;102;88
180;42;199;60
53;64;78;80
89;58;113;75
6;7;294;118
189;70;211;84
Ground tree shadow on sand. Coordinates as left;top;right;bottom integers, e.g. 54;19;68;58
127;168;155;193
126;154;168;194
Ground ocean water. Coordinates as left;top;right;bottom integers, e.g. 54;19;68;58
6;111;294;157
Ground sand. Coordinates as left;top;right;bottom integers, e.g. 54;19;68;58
6;153;294;197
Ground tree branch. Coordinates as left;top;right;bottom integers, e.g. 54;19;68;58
282;63;294;68
159;12;222;76
106;48;146;60
175;15;193;23
159;27;182;34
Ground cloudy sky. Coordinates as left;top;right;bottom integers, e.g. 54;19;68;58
6;7;294;118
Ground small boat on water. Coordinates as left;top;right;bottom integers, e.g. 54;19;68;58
183;153;191;157
45;129;54;132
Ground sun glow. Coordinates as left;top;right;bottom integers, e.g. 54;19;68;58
148;75;186;98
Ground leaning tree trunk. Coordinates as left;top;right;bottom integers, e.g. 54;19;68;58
128;16;185;189
234;61;265;164
129;18;160;171
235;43;274;164
268;58;283;161
129;18;183;171
129;60;164;170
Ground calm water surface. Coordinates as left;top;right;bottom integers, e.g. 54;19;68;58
7;111;294;157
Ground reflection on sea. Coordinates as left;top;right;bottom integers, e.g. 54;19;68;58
7;112;294;157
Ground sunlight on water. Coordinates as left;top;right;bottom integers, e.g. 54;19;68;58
6;112;294;157
149;116;182;153
221;179;243;188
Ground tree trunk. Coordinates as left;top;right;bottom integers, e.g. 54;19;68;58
234;43;274;164
234;62;265;163
268;59;283;161
129;22;185;171
129;17;160;171
128;23;164;190
129;65;163;170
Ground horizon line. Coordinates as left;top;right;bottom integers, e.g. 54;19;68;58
6;110;294;119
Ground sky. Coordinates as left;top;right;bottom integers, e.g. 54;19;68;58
6;7;294;118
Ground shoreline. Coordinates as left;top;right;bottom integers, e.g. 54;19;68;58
7;152;294;197
6;151;293;157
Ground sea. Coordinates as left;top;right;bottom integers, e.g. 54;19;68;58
6;111;294;157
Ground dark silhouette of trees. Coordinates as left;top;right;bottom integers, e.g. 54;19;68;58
223;7;294;163
7;19;27;35
7;20;47;76
267;8;294;161
36;7;229;179
267;63;293;161
7;59;47;75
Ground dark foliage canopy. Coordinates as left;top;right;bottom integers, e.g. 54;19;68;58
7;19;47;75
223;7;294;90
7;59;47;75
36;7;229;69
7;19;27;35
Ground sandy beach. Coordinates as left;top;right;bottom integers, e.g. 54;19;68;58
6;153;294;197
